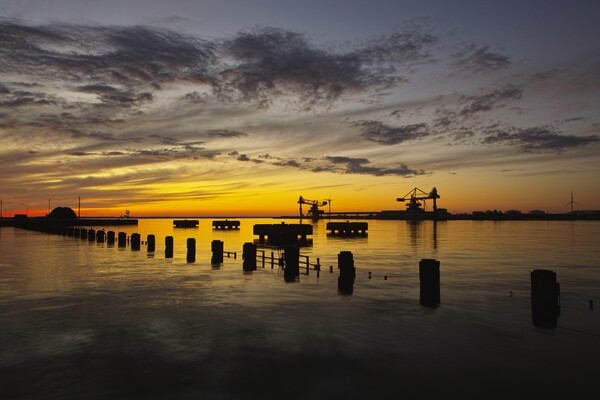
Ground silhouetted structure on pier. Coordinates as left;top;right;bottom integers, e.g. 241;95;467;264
254;223;312;246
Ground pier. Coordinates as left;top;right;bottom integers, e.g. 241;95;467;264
253;223;312;246
173;219;199;228
326;221;368;236
212;220;240;229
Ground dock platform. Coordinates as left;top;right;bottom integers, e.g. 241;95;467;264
253;223;312;246
173;219;199;228
327;221;368;236
212;220;240;229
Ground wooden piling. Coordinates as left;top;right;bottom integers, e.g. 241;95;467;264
96;230;105;243
147;234;155;252
242;242;257;271
211;240;224;265
107;231;115;245
284;246;300;282
338;251;356;295
165;236;173;258
118;232;127;247
187;238;196;263
131;233;141;251
531;269;560;328
419;259;440;308
87;229;95;242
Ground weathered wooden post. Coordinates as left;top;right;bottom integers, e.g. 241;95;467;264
419;259;440;308
211;240;224;265
165;236;173;258
107;231;115;245
284;246;300;282
131;233;141;251
96;230;105;243
531;269;560;328
242;242;256;271
118;232;127;247
80;228;87;240
147;234;155;252
87;229;95;242
338;251;355;295
187;238;196;263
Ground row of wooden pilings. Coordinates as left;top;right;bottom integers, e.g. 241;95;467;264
57;227;565;326
67;227;234;264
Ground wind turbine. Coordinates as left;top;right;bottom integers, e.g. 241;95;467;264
564;191;581;214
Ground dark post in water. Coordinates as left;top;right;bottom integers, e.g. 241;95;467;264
118;232;127;247
338;251;356;295
131;233;141;251
284;246;300;282
531;269;560;329
419;259;440;308
211;240;224;265
165;236;174;258
107;231;115;245
87;229;95;242
147;234;155;252
242;242;257;271
187;238;196;263
80;228;87;240
96;230;105;243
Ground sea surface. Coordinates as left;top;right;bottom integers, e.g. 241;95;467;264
1;218;599;399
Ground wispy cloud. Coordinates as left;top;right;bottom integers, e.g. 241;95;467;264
451;43;511;72
354;120;430;145
482;126;599;153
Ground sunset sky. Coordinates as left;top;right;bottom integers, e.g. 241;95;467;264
1;0;599;217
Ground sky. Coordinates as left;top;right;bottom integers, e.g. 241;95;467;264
1;0;599;217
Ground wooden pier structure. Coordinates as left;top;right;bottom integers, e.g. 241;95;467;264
253;223;312;246
326;221;368;236
212;220;240;229
173;219;199;228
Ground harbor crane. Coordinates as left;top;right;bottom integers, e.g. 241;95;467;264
298;196;329;218
397;187;440;213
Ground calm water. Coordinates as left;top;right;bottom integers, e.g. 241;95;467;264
1;219;599;399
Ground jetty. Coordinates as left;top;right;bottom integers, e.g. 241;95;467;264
327;221;368;236
212;220;240;229
253;223;312;246
173;219;199;228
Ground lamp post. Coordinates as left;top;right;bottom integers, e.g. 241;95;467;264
21;203;28;216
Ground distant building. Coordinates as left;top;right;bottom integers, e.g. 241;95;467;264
505;210;522;215
528;210;546;215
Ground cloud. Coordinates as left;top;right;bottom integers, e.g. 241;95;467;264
205;129;248;138
354;120;430;145
212;26;437;109
321;156;427;177
459;84;523;117
452;44;511;72
0;19;216;88
482;126;599;153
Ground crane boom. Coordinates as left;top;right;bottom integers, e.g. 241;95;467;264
397;187;440;212
298;196;329;218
